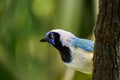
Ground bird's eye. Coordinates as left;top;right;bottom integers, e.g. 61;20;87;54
48;33;54;39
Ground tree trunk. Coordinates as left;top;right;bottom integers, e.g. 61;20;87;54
93;0;120;80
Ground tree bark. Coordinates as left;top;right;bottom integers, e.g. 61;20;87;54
93;0;120;80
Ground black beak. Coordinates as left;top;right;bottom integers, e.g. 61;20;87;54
40;37;48;42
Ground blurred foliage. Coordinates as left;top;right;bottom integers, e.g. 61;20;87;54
0;0;96;80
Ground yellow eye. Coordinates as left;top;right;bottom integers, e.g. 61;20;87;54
50;34;54;39
48;34;54;39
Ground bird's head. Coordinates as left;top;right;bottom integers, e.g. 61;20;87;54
40;29;75;48
40;29;75;62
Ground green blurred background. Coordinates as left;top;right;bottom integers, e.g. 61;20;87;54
0;0;97;80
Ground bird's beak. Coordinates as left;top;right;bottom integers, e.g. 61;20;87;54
40;37;48;42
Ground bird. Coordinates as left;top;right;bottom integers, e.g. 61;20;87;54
40;29;94;74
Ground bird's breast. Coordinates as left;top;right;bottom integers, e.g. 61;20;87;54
64;47;93;74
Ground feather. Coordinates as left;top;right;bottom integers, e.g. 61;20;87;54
71;37;94;52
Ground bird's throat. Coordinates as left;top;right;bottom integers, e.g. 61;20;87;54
56;46;72;63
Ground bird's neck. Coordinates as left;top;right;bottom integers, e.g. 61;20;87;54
54;44;72;63
59;46;72;63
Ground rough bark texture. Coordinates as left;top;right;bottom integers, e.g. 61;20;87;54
93;0;120;80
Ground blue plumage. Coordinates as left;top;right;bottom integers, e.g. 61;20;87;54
71;37;94;52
